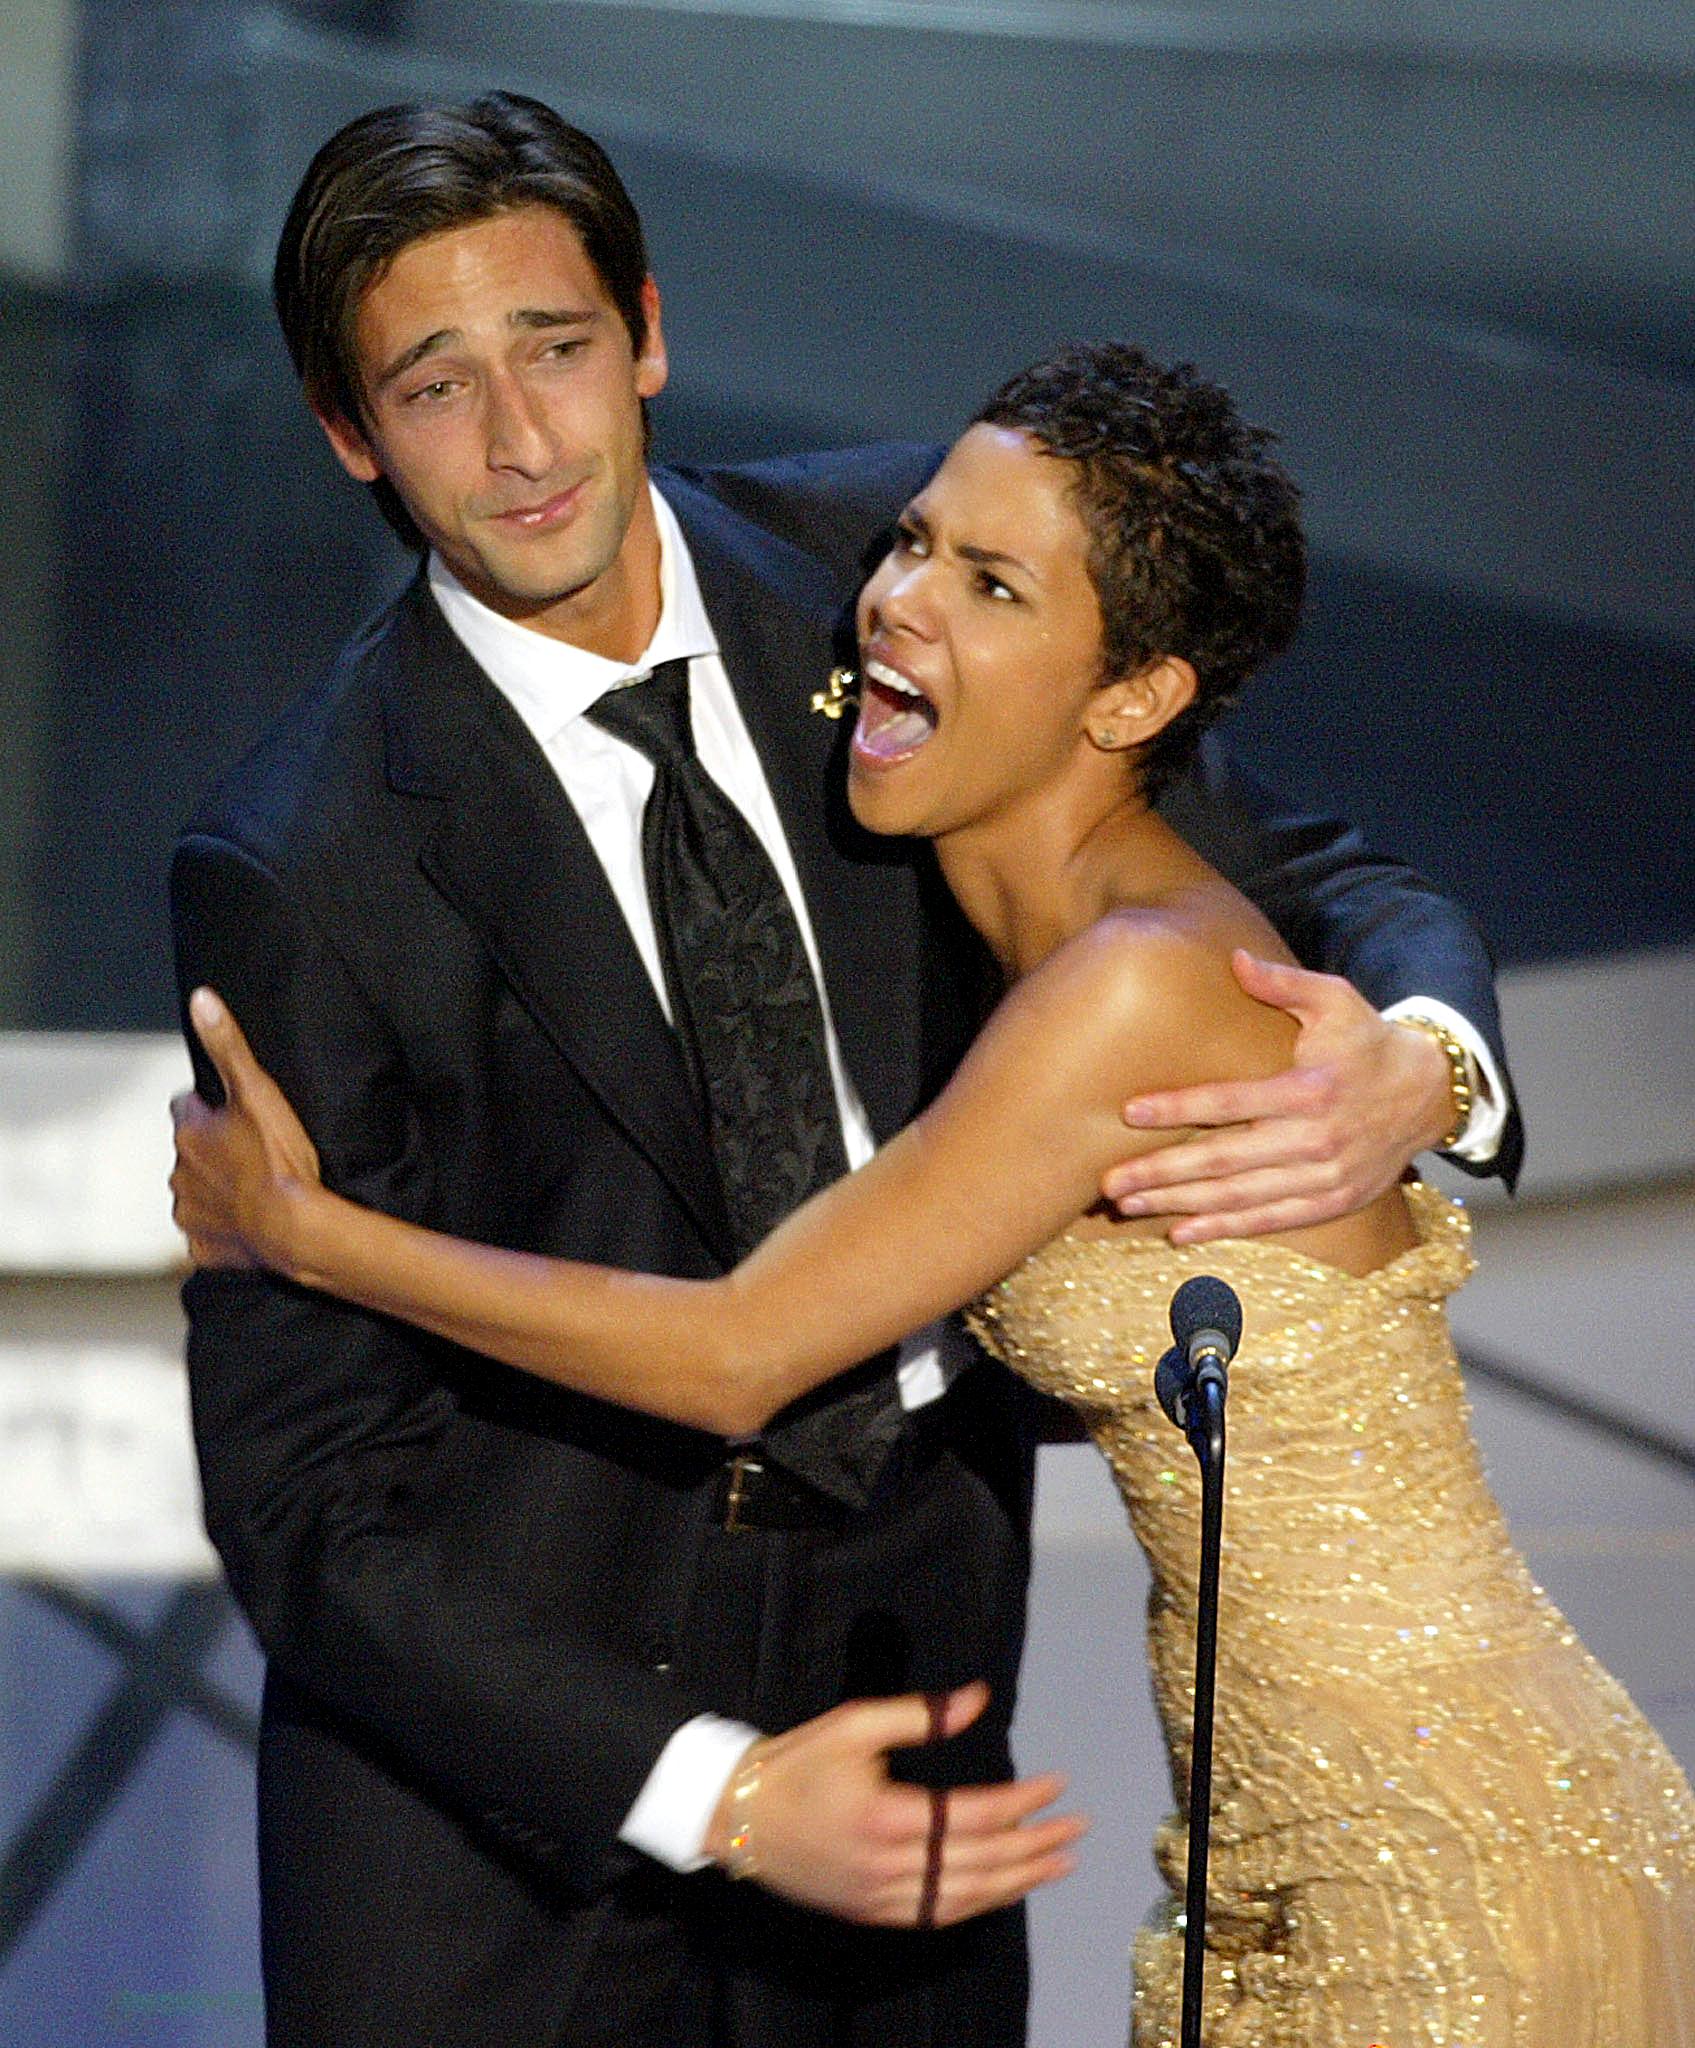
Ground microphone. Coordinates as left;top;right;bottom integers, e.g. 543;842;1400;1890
1170;1275;1242;1379
1155;1277;1243;1431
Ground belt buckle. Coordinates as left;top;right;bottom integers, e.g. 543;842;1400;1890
722;1450;765;1533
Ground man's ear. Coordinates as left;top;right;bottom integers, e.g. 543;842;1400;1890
634;275;668;400
314;406;383;486
1084;656;1198;752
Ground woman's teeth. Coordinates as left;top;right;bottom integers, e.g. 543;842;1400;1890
857;657;938;759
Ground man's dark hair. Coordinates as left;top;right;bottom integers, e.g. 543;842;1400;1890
974;341;1305;799
274;92;651;542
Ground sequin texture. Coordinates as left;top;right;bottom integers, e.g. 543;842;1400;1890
968;1185;1695;2044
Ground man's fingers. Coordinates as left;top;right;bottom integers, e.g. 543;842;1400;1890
931;1809;1087;1873
1117;1159;1346;1220
935;1769;1069;1838
855;1811;1084;1928
1122;1067;1331;1136
1107;1125;1339;1208
890;1825;1083;1929
740;1705;1080;1928
1170;1194;1349;1245
1230;948;1346;1022
830;1681;990;1760
867;1770;1075;1861
931;1844;1080;1925
925;1679;991;1742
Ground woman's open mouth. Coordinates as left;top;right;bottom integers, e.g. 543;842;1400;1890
853;656;938;762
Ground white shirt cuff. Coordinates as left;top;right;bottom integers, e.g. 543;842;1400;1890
895;1315;978;1410
1382;996;1508;1166
617;1713;761;1872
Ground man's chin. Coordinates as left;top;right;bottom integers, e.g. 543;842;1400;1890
450;541;611;623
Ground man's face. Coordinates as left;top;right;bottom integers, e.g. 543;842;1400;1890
318;204;668;658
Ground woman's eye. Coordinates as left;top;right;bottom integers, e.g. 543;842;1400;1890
895;523;929;557
975;570;1016;602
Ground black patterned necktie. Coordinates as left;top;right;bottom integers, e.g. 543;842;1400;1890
586;660;904;1507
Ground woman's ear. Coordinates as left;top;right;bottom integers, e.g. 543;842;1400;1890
1085;656;1198;751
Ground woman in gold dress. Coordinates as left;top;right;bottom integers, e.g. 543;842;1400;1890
173;343;1695;2043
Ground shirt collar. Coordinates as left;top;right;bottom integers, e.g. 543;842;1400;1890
426;481;720;751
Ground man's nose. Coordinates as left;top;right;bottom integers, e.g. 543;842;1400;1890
483;373;557;477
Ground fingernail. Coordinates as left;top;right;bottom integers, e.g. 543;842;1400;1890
1117;1195;1149;1218
190;988;224;1025
1124;1102;1154;1127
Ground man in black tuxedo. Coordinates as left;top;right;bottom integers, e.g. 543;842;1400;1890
172;93;1518;2048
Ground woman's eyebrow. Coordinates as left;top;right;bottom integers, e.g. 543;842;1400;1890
957;541;1037;582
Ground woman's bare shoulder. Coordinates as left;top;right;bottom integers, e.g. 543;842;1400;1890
1006;896;1297;1101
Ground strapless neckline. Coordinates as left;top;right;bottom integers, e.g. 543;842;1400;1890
1023;1177;1473;1305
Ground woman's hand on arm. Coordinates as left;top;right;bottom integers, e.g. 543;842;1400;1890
172;986;769;1433
171;987;324;1276
1101;949;1453;1242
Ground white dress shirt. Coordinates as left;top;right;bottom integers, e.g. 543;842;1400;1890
428;481;1505;1873
429;486;955;1872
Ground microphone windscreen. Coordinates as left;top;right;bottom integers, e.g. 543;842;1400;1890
1153;1347;1190;1429
1169;1275;1243;1359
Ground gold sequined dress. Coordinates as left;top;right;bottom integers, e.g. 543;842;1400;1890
968;1184;1695;2046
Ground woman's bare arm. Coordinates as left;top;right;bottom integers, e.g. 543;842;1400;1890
173;924;1276;1435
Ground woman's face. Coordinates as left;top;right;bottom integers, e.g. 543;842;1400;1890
850;424;1112;842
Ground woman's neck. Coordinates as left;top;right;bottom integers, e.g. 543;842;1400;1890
934;780;1205;981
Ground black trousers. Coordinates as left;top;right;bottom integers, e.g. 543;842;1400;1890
558;1510;1027;2048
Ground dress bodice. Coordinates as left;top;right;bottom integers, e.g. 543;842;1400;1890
966;1184;1538;1682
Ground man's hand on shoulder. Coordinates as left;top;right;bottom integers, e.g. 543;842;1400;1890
702;1683;1083;1928
1102;950;1457;1243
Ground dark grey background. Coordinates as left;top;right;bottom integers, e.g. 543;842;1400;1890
6;0;1692;1028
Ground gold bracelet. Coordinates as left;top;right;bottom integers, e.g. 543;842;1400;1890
1398;1016;1475;1151
720;1743;766;1881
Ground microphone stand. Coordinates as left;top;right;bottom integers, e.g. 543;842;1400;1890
1156;1275;1240;2047
1176;1366;1226;2048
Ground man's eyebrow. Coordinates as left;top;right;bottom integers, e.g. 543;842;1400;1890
374;329;458;390
373;308;598;389
509;306;598;333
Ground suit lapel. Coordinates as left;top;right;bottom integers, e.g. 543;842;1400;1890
665;478;929;1141
380;583;732;1258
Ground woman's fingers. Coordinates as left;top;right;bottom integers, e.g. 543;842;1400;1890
189;988;264;1109
186;988;320;1181
169;1087;212;1135
182;1231;260;1272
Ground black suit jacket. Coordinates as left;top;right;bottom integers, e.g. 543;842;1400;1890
172;446;1516;2048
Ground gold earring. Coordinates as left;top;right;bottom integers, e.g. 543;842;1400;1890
811;666;858;720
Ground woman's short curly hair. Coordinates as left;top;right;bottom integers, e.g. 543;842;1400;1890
974;341;1305;798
